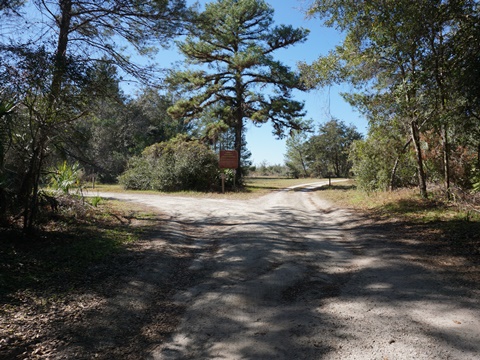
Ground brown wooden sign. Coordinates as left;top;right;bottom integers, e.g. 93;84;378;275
219;150;239;169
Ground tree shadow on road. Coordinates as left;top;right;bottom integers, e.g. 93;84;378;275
3;193;478;359
149;200;479;359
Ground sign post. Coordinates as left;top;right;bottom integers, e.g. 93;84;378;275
219;150;239;193
221;173;226;193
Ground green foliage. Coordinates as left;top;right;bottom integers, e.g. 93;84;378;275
168;0;309;180
117;156;153;190
188;105;253;172
471;167;480;193
221;168;240;188
253;161;290;177
283;118;361;179
349;128;416;192
307;119;362;178
305;0;480;199
90;196;102;207
349;139;389;192
119;136;219;192
128;88;187;154
48;162;83;194
77;69;183;182
284;119;313;178
0;1;191;231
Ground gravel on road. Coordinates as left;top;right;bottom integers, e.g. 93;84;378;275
85;184;480;360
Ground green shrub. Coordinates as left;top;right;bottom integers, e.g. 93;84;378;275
350;135;416;192
119;136;219;192
48;161;83;194
470;166;480;193
118;156;155;190
90;196;102;207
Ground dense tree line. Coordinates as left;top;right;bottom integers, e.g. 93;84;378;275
302;0;480;198
0;0;191;230
4;0;478;231
284;118;362;178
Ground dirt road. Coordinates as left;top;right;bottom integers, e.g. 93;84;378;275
89;183;479;360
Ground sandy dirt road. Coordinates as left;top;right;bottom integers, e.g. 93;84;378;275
90;182;480;360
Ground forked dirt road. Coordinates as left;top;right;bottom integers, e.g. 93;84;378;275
88;182;479;360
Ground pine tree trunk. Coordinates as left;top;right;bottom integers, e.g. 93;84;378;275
234;73;244;184
49;0;72;109
234;118;243;182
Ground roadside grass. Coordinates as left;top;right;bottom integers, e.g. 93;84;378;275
318;182;480;221
318;182;480;263
88;179;479;266
0;198;157;303
245;177;327;192
4;179;478;307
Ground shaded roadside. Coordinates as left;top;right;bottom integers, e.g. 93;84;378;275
2;186;479;359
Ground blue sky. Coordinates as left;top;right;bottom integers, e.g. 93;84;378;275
245;1;367;165
19;0;367;165
147;0;368;165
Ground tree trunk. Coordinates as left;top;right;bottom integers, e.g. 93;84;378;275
334;151;340;177
26;142;46;232
441;124;451;200
234;72;244;184
390;157;400;192
234;117;243;182
49;0;72;109
23;0;72;230
410;120;428;198
389;138;412;191
20;128;48;232
298;149;308;178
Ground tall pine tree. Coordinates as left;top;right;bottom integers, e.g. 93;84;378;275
167;0;309;180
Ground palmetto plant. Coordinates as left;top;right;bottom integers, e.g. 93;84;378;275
471;166;480;193
49;161;82;194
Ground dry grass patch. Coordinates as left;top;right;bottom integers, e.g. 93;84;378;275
319;184;478;222
245;177;326;191
317;182;480;266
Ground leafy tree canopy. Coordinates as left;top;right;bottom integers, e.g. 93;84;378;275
307;118;362;178
303;0;480;198
0;0;192;230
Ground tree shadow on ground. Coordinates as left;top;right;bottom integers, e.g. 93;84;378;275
150;197;479;359
0;211;206;359
2;192;479;359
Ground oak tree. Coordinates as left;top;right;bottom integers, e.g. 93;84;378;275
304;0;480;198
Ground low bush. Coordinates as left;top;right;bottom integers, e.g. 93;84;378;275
119;136;219;192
